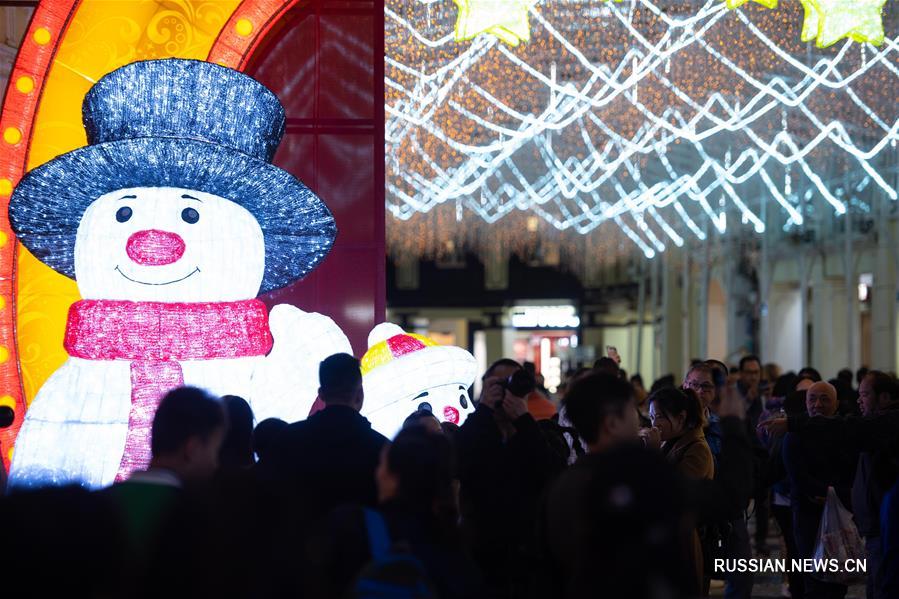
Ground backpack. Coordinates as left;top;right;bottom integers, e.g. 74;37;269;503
548;413;585;464
350;509;435;599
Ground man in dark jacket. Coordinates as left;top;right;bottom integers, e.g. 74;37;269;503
538;373;753;599
260;352;388;513
852;371;899;599
539;373;650;595
455;359;567;599
106;387;227;560
254;353;389;597
881;462;899;599
761;379;899;599
783;381;857;599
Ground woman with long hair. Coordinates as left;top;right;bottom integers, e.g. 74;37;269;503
649;386;714;595
310;427;482;599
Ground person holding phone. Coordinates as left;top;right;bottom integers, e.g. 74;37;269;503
696;360;757;598
606;346;621;365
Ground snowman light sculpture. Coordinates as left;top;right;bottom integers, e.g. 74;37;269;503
7;59;351;489
360;323;477;438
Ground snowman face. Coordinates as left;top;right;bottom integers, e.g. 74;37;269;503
408;383;473;426
364;380;474;438
74;186;265;302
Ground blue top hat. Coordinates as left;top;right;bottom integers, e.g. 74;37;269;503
9;58;337;293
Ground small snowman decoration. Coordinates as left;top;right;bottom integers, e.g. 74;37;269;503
7;59;351;489
360;323;477;438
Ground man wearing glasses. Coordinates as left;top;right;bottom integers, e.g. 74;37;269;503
684;363;721;458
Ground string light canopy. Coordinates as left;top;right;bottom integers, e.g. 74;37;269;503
386;0;899;261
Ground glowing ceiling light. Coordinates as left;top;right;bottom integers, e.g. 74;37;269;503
386;0;898;258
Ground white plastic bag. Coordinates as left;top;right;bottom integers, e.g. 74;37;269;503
811;486;866;584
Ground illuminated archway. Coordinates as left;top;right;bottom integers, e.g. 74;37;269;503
0;0;384;469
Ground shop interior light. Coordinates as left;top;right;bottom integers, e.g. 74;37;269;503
511;305;581;328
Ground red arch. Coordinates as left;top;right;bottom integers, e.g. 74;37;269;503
0;0;384;467
0;0;83;469
208;0;305;70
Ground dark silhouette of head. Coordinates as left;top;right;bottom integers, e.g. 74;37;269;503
219;395;255;470
376;427;456;522
772;373;800;398
704;359;728;375
837;368;853;386
319;353;364;411
856;366;870;386
253;417;288;462
402;409;442;434
483;358;521;380
151;386;227;482
593;357;619;377
563;373;636;452
797;366;822;383
439;420;459;443
649;374;676;394
783;389;808;416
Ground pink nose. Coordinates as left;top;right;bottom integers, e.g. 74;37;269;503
126;229;186;265
443;406;460;424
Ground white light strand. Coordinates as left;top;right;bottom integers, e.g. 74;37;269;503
386;0;899;255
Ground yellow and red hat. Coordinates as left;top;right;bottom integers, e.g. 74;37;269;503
361;324;443;375
360;322;478;417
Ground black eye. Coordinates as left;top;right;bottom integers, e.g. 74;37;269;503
181;207;200;224
459;395;468;409
116;206;132;223
418;402;432;413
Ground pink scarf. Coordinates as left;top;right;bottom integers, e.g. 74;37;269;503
64;299;273;481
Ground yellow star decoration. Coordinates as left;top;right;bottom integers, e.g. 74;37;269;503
723;0;778;9
453;0;538;46
799;0;888;48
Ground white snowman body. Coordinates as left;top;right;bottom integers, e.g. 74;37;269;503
9;186;351;489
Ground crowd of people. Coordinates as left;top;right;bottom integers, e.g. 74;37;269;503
3;351;899;599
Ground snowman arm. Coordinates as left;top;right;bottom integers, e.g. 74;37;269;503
269;303;353;358
249;304;352;423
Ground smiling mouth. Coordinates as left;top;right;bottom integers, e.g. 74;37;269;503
114;265;200;286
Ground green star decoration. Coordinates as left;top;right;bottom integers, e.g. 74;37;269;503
453;0;537;46
723;0;778;9
800;0;888;48
799;0;821;42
